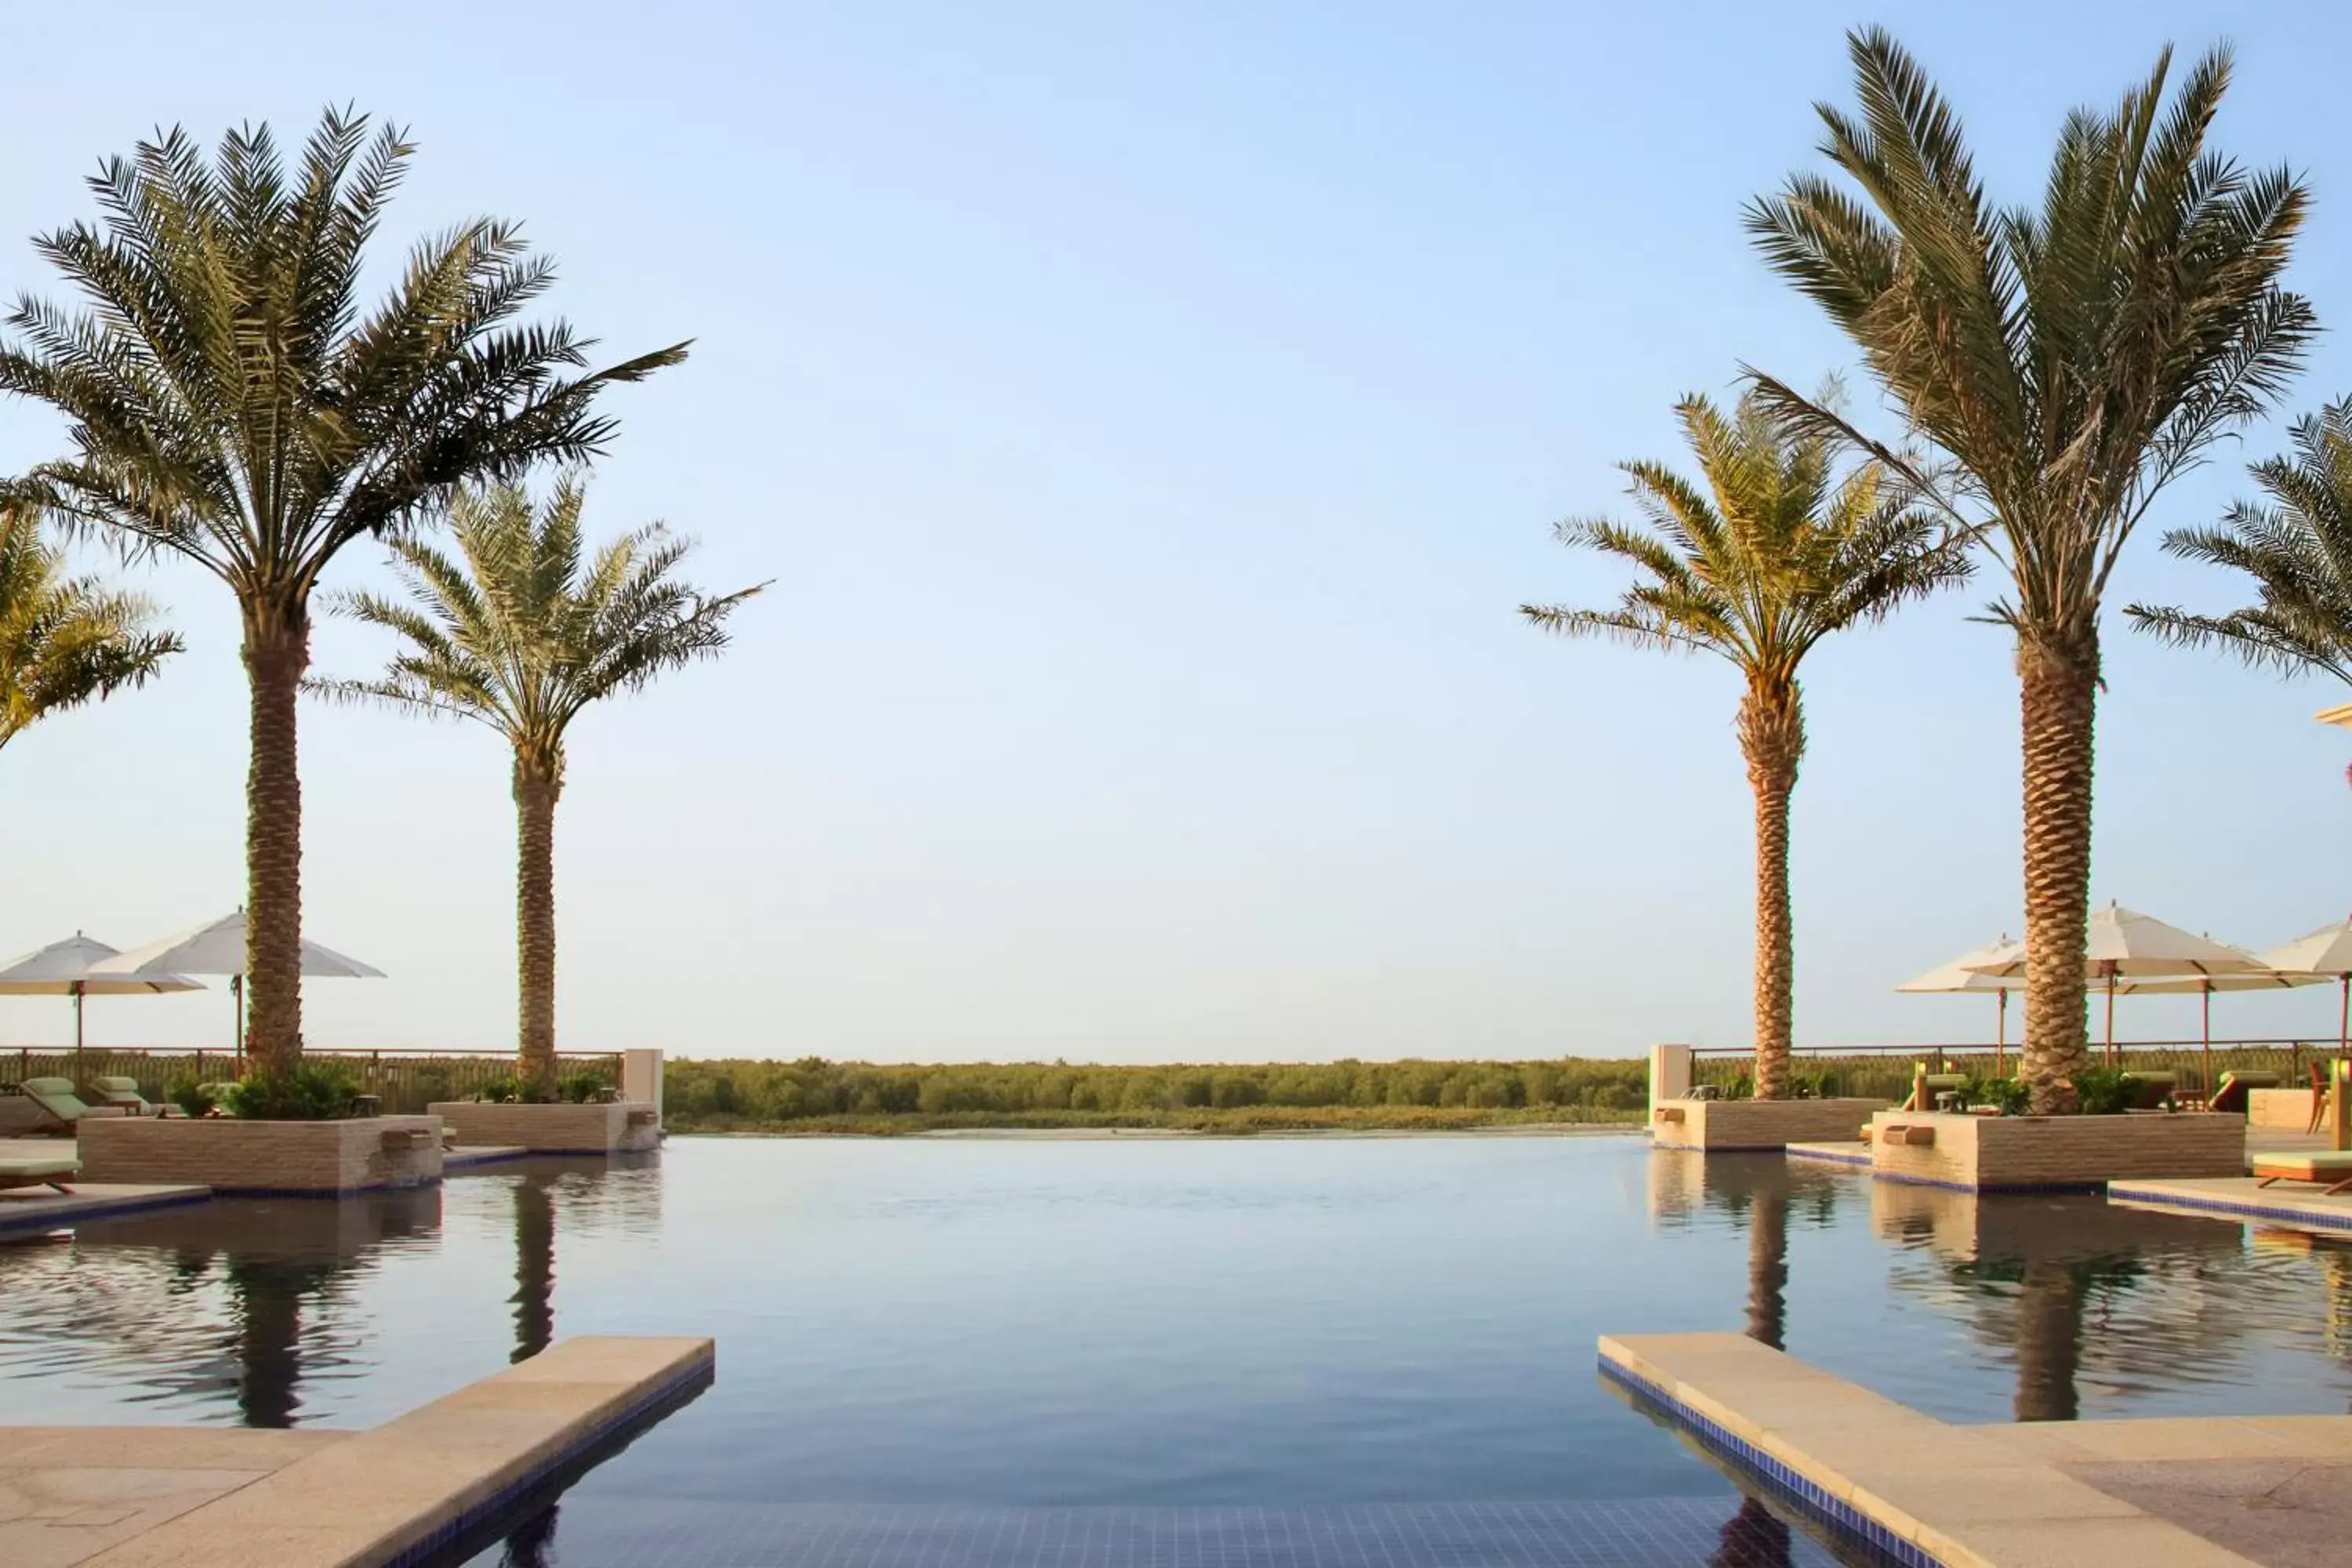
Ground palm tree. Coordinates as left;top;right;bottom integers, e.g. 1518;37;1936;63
1523;389;1962;1098
1746;31;2312;1111
2127;399;2352;686
0;111;687;1075
0;502;177;750
320;480;760;1096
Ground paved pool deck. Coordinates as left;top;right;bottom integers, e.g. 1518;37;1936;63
1601;1331;2352;1568
1;1334;714;1568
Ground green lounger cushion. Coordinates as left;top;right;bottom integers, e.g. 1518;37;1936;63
2251;1152;2352;1175
90;1076;152;1108
0;1157;81;1178
18;1077;92;1120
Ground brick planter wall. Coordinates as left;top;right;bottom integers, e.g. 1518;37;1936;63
77;1115;445;1194
429;1100;661;1155
2249;1088;2317;1131
1867;1109;2245;1191
1650;1098;1889;1151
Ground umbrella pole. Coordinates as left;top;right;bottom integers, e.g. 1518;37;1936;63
2201;985;2212;1108
1996;992;2007;1079
73;982;85;1093
2105;974;2117;1069
2339;973;2347;1057
231;975;244;1069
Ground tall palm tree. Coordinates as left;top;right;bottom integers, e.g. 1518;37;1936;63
2127;398;2352;685
0;501;177;750
1523;389;1962;1098
1746;31;2312;1111
0;111;687;1074
320;480;761;1096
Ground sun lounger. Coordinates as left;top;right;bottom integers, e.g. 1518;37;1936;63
0;1156;78;1194
2205;1071;2280;1117
1899;1066;1969;1112
2251;1150;2352;1197
90;1076;158;1115
2121;1071;2178;1110
9;1077;93;1133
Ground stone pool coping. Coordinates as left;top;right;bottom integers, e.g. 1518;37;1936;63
1600;1331;2352;1567
12;1334;714;1568
2107;1175;2352;1233
0;1181;211;1236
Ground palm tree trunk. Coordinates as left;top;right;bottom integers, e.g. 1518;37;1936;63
514;756;562;1098
241;608;309;1075
2018;634;2097;1115
1740;682;1805;1102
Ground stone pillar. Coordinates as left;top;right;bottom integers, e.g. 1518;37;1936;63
622;1049;665;1123
1650;1044;1693;1115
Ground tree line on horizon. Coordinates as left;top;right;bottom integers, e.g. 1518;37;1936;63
664;1055;1650;1129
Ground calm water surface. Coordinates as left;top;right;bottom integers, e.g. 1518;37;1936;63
5;1136;2350;1561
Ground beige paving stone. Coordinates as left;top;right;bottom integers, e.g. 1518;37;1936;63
80;1519;387;1568
1998;1418;2322;1463
56;1335;716;1568
488;1334;710;1385
2227;1416;2352;1457
0;1428;343;1469
1851;1464;2144;1542
1929;1515;2270;1568
0;1466;274;1568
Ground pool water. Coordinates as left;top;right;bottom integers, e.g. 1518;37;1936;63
5;1136;2350;1565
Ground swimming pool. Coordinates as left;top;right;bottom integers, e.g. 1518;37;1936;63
5;1135;2348;1564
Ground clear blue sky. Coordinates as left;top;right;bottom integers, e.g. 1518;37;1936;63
5;2;2351;1062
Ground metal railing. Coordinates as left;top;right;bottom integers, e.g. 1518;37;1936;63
4;1046;623;1116
1688;1038;2336;1102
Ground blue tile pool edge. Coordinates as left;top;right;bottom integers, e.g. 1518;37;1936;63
2107;1182;2352;1232
0;1185;212;1235
380;1348;717;1568
1595;1358;1942;1568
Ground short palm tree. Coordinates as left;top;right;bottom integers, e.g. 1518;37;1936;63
320;479;762;1097
1523;389;1963;1098
1747;31;2312;1111
0;111;687;1074
0;502;178;750
2127;399;2352;685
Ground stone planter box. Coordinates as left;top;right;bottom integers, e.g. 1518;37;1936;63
1867;1109;2245;1192
2249;1088;2317;1131
77;1114;445;1195
429;1100;661;1155
1650;1097;1889;1152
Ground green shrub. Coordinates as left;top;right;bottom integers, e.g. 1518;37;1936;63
476;1076;521;1104
557;1069;612;1104
2071;1065;2136;1116
167;1076;216;1119
223;1065;356;1121
1961;1075;2031;1116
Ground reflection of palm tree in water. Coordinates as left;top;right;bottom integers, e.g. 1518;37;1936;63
1714;1181;1794;1568
226;1257;332;1428
512;1176;557;1363
497;1174;564;1566
2013;1256;2082;1423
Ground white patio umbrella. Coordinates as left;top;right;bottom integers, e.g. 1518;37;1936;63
87;909;385;1052
1962;902;2274;1066
0;933;202;1082
2259;917;2352;1053
2114;966;2325;1097
1896;936;2024;1076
